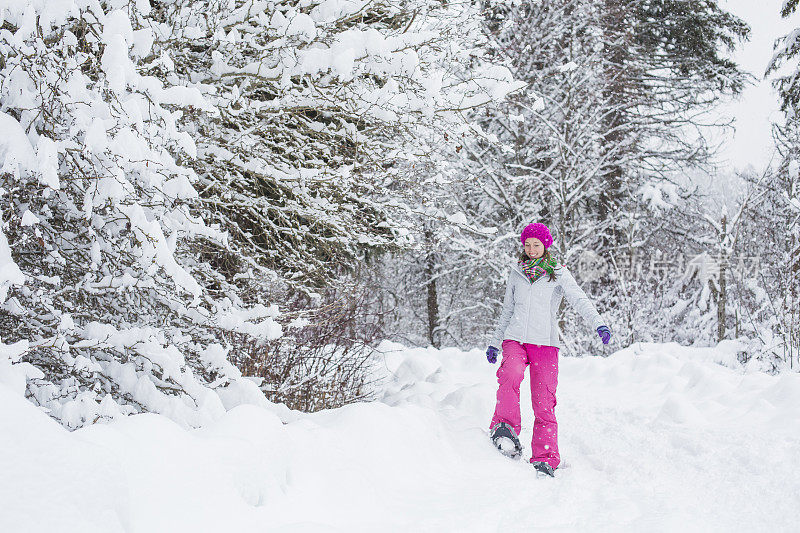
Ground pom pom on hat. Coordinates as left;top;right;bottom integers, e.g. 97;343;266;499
520;223;553;248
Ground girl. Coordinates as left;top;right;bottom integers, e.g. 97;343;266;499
486;222;611;477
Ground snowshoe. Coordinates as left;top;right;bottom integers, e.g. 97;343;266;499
531;461;555;477
490;422;522;459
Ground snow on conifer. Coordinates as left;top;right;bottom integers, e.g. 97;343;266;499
159;0;524;290
0;0;280;428
0;0;524;427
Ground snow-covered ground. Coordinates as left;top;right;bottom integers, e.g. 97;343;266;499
2;342;799;532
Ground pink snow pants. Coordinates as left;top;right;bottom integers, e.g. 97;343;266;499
490;340;560;469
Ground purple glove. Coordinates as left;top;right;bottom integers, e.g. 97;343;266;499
486;346;499;364
597;326;611;345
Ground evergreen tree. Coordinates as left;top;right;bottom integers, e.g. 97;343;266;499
753;0;800;368
0;0;523;423
595;0;749;236
0;0;279;428
156;0;523;293
767;0;800;113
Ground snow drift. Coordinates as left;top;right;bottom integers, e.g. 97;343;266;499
1;341;799;531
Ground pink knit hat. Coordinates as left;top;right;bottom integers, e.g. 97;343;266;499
520;223;553;248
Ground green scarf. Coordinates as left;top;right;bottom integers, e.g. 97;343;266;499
518;255;560;283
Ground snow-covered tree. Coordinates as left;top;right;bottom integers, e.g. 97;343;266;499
733;126;800;369
767;0;800;113
0;0;284;429
0;0;526;424
152;0;522;291
424;0;751;352
746;0;800;369
593;0;749;231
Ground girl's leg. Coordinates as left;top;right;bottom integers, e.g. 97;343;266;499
527;344;560;468
489;340;529;436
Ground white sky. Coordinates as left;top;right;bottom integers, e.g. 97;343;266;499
713;0;798;174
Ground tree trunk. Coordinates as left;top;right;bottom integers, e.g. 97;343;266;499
598;0;629;228
791;230;799;368
717;214;727;343
423;225;441;349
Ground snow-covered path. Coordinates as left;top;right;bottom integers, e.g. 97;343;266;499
370;342;800;532
2;342;800;532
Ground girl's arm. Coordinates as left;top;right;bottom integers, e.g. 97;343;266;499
559;267;605;331
489;270;515;348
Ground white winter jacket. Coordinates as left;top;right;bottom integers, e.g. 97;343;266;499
490;261;605;349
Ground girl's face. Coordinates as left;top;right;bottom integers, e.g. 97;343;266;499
524;237;545;259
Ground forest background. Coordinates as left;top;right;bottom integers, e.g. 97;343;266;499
1;0;798;429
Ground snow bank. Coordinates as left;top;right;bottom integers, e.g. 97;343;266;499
0;387;129;532
2;342;799;531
